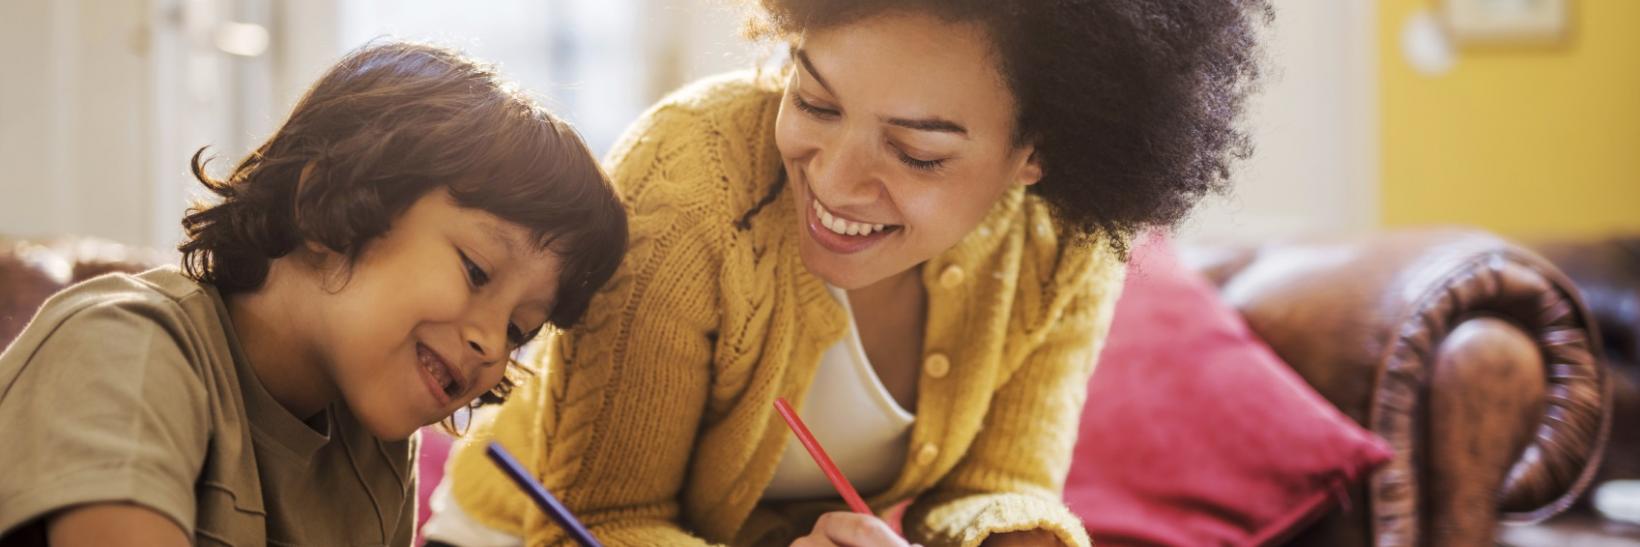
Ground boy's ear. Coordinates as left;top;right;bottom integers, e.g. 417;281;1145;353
293;159;330;257
293;159;320;216
297;159;322;191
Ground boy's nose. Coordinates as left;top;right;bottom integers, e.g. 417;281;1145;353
462;322;507;365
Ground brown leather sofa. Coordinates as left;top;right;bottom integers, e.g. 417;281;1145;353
0;230;1616;546
1185;229;1611;546
1498;236;1640;544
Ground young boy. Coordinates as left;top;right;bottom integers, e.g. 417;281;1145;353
0;42;627;546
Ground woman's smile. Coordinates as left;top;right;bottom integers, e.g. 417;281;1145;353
804;190;900;255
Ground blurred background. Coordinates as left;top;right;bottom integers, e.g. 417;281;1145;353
0;0;1635;251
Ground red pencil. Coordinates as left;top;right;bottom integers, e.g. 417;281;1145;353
773;397;873;515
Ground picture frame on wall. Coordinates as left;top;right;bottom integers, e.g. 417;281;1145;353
1439;0;1572;46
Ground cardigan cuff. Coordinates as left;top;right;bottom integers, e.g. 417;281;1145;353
910;492;1092;547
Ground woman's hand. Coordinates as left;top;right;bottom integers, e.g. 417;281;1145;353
980;529;1064;547
792;511;920;547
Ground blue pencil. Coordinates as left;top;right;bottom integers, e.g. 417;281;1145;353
484;442;604;547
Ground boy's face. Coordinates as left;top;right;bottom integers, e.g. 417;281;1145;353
309;190;561;440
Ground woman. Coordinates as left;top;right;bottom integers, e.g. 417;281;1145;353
428;1;1267;545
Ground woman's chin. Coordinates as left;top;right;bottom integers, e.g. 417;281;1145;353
799;242;866;289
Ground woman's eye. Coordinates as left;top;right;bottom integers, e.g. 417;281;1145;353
458;250;490;287
793;94;839;119
895;148;947;172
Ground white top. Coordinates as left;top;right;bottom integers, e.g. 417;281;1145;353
761;285;916;501
422;478;524;547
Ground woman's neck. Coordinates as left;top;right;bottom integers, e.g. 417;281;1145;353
224;259;338;421
846;265;927;411
847;266;923;311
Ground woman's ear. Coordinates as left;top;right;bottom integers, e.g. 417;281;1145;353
1015;146;1044;187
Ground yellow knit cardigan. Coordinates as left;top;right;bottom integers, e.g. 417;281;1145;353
445;72;1125;547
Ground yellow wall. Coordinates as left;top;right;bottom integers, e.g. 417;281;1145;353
1379;1;1640;238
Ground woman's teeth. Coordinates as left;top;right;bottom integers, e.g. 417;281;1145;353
814;200;888;236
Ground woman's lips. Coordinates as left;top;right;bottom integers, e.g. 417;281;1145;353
804;193;899;255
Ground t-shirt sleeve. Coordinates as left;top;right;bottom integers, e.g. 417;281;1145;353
0;299;211;538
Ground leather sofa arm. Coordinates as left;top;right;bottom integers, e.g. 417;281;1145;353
0;237;164;347
1184;229;1610;546
1533;238;1640;484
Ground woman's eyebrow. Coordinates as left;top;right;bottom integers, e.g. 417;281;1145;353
884;115;969;137
794;49;835;96
796;48;969;138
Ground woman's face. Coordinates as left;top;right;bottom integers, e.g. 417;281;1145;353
310;190;560;440
776;11;1042;290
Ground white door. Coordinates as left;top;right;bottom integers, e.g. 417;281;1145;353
1180;0;1379;243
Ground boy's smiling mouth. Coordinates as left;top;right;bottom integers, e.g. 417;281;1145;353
416;343;466;405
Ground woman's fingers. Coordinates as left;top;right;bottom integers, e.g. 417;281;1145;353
811;512;909;547
791;535;838;547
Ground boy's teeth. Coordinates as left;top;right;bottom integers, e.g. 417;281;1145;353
419;346;458;397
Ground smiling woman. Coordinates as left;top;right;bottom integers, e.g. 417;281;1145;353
433;2;1270;546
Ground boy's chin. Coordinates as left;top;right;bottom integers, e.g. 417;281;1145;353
354;411;430;441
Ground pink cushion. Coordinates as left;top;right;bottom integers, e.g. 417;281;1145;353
416;427;455;545
1065;234;1392;545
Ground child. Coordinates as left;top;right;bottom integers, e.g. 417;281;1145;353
0;42;626;546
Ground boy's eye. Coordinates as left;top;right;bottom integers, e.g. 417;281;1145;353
458;250;490;287
507;323;543;348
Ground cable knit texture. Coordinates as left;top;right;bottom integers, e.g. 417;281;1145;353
445;71;1124;547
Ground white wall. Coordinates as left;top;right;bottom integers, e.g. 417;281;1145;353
1;0;155;246
0;0;1376;250
0;0;270;251
1180;0;1380;243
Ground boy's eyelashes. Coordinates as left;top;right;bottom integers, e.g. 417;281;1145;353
457;248;539;349
458;249;491;287
507;324;542;348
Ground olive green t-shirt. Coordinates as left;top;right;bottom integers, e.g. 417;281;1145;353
0;267;417;546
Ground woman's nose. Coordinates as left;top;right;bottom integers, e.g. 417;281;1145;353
809;135;882;203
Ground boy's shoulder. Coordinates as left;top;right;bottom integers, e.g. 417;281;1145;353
2;266;231;376
25;267;214;333
0;266;245;540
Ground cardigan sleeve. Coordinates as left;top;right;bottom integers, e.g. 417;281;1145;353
904;246;1125;547
443;103;732;547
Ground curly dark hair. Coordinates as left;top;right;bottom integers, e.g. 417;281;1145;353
180;41;628;405
742;0;1271;255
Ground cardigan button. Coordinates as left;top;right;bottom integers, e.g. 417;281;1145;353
937;265;965;289
923;353;951;379
915;443;939;466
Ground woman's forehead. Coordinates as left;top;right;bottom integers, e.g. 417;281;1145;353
798;15;1013;126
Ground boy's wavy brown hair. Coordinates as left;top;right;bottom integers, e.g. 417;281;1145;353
180;41;628;405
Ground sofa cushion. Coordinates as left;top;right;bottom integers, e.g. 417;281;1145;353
1065;234;1392;545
